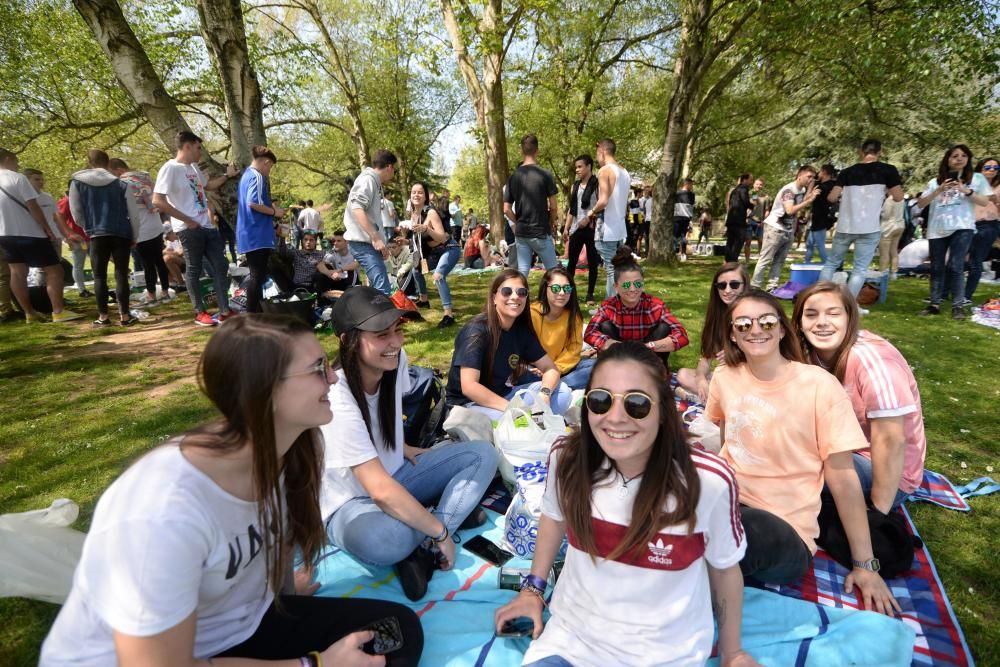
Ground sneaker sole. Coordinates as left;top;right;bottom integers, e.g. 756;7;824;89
194;319;217;327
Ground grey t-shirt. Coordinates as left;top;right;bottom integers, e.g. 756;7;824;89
342;168;385;244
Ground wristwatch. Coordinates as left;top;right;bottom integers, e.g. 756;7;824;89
852;557;881;572
538;386;553;397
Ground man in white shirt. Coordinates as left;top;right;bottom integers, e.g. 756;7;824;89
152;131;237;327
751;166;819;290
342;149;397;295
298;200;322;234
449;194;464;242
0;149;82;323
587;138;630;297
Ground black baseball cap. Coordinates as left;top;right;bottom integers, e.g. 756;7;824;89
331;286;408;335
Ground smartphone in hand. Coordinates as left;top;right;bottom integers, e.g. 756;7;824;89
362;616;404;655
497;617;535;638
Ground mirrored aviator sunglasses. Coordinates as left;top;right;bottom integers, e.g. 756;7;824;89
731;313;780;333
584;389;656;419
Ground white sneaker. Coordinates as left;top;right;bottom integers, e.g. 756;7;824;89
157;287;177;302
137;292;159;308
679;253;687;262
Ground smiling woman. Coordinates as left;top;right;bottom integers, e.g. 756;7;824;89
319;287;498;603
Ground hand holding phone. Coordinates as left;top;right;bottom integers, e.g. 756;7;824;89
362;616;404;655
495;591;545;640
497;617;535;637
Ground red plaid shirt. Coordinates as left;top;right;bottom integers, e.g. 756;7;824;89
585;293;689;351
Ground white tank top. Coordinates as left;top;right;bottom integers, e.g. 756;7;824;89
600;164;630;242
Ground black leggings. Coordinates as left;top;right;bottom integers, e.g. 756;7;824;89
724;226;745;263
218;594;423;666
598;320;672;371
566;226;599;300
739;505;813;584
89;235;132;317
245;248;272;313
135;234;170;295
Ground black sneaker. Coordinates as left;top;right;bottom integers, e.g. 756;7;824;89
459;506;487;530
918;304;940;316
437;314;456;329
952;307;966;321
394;547;437;601
416;299;431;309
93;318;112;327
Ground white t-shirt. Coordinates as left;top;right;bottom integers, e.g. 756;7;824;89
37;191;60;239
40;445;274;667
319;350;412;519
325;248;356;272
0;169;44;238
643;195;652;222
298;207;322;231
925;173;992;240
523;448;746;667
153;159;212;233
898;239;929;269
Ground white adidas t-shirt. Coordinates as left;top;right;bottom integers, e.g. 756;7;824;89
40;445;274;666
522;448;746;667
319;349;411;519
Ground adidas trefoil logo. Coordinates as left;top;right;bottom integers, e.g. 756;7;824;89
647;538;674;565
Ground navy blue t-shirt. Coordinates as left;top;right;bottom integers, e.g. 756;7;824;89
446;314;547;404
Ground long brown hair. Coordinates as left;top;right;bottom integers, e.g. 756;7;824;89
536;265;582;342
937;144;974;186
791;281;860;383
333;327;400;451
474;269;532;384
976;157;999;187
557;342;700;563
721;289;805;366
701;262;749;359
190;315;325;598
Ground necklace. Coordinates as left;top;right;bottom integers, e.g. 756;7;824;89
615;468;643;498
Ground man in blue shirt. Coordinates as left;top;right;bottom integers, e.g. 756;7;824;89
237;145;285;313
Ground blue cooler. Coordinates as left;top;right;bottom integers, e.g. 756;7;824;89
789;263;822;286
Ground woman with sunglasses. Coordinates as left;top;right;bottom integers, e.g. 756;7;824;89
677;262;748;402
41;315;424;667
584;246;689;370
406;181;462;328
320;287;498;602
446;269;571;419
965;157;1000;304
495;342;758;667
526;266;595;390
916;144;994;320
704;290;900;615
791;281;926;514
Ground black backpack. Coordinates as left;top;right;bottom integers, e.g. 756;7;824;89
816;494;922;579
401;366;448;449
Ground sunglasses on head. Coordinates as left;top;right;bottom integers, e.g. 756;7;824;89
620;280;644;290
716;280;744;291
549;284;574;294
499;286;529;298
585;389;656;419
282;358;330;380
731;313;780;333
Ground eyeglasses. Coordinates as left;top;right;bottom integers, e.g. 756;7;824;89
549;284;574;294
282;358;331;380
619;280;644;290
585;389;656;419
499;286;529;298
731;314;780;333
982;165;1000;171
716;280;744;291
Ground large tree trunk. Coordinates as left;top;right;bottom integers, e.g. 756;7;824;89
72;0;222;171
648;0;711;264
195;0;267;168
440;0;513;245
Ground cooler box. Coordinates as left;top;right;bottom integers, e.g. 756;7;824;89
789;263;822;286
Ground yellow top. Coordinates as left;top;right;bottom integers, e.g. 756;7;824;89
530;302;583;375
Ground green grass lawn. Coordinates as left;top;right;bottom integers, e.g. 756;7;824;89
1;253;998;665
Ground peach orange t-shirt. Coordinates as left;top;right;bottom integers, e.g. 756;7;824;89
705;361;868;552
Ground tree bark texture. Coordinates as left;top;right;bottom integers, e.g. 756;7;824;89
195;0;267;168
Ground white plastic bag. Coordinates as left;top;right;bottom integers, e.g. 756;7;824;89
685;410;722;454
0;498;85;604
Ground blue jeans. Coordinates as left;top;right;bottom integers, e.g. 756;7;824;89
515;235;559;277
929;229;974;306
348;241;392;295
178;226;230;313
326;440;498;566
851;452;909;511
469;381;573;421
805;229;828;264
819;230;880;296
595;239;622;297
559;358;596;390
966;221;999;300
430;244;462;309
